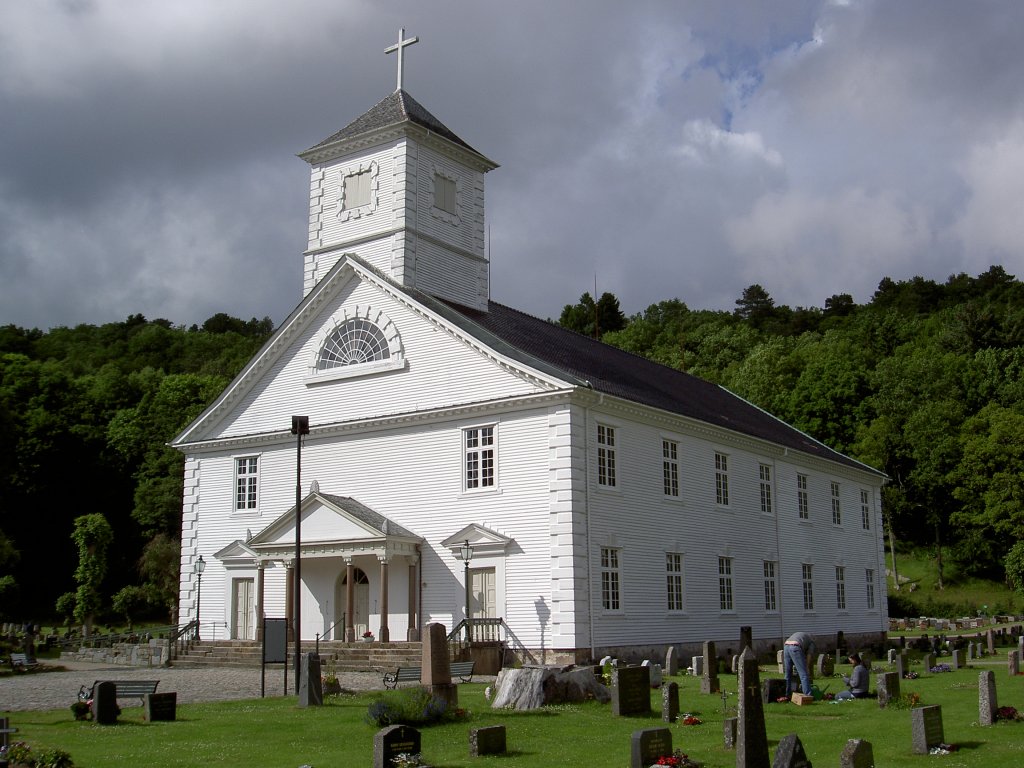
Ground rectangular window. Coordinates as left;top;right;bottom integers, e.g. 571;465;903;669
597;424;616;487
836;565;846;610
434;173;457;214
235;457;258;511
763;560;778;612
831;481;842;525
797;474;809;519
759;463;773;514
715;452;729;506
718;556;734;611
464;426;495;489
343;169;371;209
866;569;876;609
662;440;679;497
666;553;684;611
802;564;814;611
601;547;620;610
860;489;871;530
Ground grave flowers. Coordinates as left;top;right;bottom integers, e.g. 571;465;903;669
362;631;374;642
995;706;1023;721
680;713;703;726
649;749;700;767
392;753;424;767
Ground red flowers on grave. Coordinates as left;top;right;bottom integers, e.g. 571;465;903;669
996;706;1023;721
650;750;700;767
680;713;703;726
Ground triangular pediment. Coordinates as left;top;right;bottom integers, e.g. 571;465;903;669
442;523;513;559
247;492;421;561
214;540;258;566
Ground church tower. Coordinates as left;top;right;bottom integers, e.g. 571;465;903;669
298;30;498;312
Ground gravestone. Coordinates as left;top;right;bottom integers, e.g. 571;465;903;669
1018;634;1024;659
662;681;679;723
644;661;663;688
894;653;905;678
967;642;975;660
923;653;935;671
630;727;672;768
717;716;735;750
987;629;996;655
691;655;704;677
92;681;118;725
772;733;812;768
612;666;652;716
876;672;900;708
815;654;833;677
740;625;753;653
778;649;786;674
736;647;769;768
979;670;997;725
144;692;177;722
374;724;421;768
665;646;679;676
976;641;984;658
298;652;323;707
951;649;962;670
839;739;874;768
732;655;740;674
421;622;457;708
600;655;613;666
1009;649;1020;677
886;648;896;665
700;641;719;694
911;705;944;754
762;678;787;704
469;725;506;756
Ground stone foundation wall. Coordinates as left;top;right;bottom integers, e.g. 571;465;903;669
60;639;171;667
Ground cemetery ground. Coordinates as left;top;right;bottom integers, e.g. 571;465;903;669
7;658;1024;767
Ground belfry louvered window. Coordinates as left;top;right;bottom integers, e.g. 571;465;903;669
317;319;390;369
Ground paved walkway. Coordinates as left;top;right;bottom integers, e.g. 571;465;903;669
1;661;385;712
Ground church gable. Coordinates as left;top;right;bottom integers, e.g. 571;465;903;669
250;495;383;548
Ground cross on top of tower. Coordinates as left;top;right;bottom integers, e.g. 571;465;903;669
385;28;419;92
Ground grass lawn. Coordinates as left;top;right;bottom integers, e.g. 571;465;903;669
9;661;1024;767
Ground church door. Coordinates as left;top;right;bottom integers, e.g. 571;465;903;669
335;568;371;638
231;578;255;640
470;567;496;619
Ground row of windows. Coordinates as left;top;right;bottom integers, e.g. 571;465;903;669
341;167;457;216
598;425;873;529
599;546;877;614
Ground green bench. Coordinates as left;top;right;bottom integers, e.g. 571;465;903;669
382;660;476;689
78;680;160;704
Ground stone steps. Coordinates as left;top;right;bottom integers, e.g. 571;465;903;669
173;640;422;671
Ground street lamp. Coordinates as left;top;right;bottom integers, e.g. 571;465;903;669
291;415;309;693
194;555;206;639
460;540;473;643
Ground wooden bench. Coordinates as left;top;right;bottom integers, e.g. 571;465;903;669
9;653;39;671
382;661;475;689
78;680;160;704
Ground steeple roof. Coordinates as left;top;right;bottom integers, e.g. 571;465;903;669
300;89;495;168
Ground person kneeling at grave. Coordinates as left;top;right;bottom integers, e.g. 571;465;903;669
835;653;869;700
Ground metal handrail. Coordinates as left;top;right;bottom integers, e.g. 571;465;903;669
315;613;345;653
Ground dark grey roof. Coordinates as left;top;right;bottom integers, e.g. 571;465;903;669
304;89;482;157
443;300;882;475
320;494;419;539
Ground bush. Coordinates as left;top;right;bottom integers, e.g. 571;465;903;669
365;687;467;728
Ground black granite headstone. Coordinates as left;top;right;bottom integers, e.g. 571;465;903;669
145;692;177;721
839;739;874;768
737;648;769;768
469;725;507;756
773;733;812;768
298;652;323;707
92;681;118;725
374;724;421;768
612;666;652;716
662;681;679;722
762;678;787;704
630;727;672;768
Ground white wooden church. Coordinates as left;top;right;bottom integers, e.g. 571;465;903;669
173;32;888;663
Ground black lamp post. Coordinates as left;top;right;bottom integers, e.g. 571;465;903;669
291;415;310;693
460;540;473;643
195;555;205;639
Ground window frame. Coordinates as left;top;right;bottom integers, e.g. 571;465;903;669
597;423;617;488
600;547;621;611
797;473;809;520
860;489;871;530
430;166;461;225
463;424;497;492
802;563;815;611
337;160;379;221
234;455;260;513
831;481;842;526
763;560;778;612
662;439;680;497
715;452;730;506
866;568;876;610
759;463;773;515
718;556;734;611
666;552;684;612
835;565;846;611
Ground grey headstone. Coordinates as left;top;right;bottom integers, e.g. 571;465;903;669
421;622;451;686
92;681;118;725
297;652;323;707
740;625;753;653
894;653;905;678
839;739;874;768
701;641;719;694
886;648;896;665
723;716;738;750
662;681;679;723
648;662;663;688
967;642;975;660
144;692;176;721
1009;650;1020;677
665;646;679;676
987;629;995;655
612;666;652;717
630;727;672;768
778;649;786;674
732;654;740;674
772;733;812;768
979;670;997;726
762;678;787;704
737;647;769;768
951;649;962;669
876;672;900;708
374;725;421;768
911;705;944;754
691;655;704;676
815;654;834;677
600;655;613;666
469;725;506;756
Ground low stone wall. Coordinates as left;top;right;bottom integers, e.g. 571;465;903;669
60;639;171;667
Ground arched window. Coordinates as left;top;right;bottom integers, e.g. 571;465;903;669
317;319;390;369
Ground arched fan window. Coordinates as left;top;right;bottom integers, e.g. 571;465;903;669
318;319;391;369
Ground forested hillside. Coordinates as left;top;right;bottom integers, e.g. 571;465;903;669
1;266;1022;626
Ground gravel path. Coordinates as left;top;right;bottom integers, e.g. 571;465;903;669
1;661;385;712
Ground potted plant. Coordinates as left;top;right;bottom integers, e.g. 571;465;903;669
362;630;374;642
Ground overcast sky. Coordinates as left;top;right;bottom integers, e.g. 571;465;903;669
3;0;1023;331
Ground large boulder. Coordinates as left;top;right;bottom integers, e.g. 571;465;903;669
490;665;610;710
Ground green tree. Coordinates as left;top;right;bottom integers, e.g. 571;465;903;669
68;514;114;635
734;284;777;327
558;292;626;338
